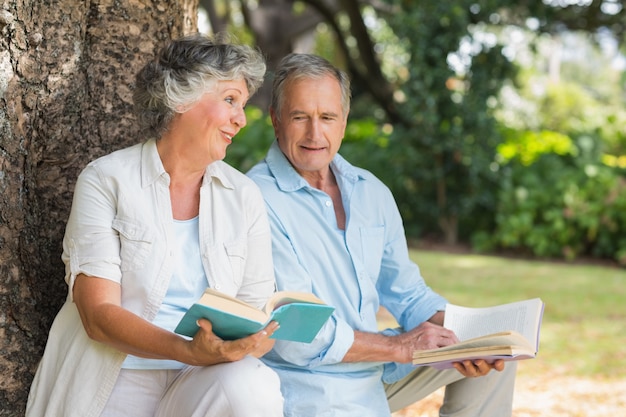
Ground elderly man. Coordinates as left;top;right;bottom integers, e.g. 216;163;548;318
247;53;517;417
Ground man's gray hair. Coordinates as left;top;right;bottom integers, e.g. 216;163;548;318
270;53;351;121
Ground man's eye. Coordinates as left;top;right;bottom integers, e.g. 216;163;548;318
225;97;234;104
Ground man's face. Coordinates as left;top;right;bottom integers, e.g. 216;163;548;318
272;75;347;179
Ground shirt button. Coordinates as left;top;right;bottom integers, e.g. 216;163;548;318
325;200;332;207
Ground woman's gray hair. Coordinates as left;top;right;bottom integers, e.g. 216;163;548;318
270;53;351;121
134;33;266;138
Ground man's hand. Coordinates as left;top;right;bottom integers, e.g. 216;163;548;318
428;310;505;377
344;320;461;364
393;321;460;363
453;359;505;377
344;320;508;375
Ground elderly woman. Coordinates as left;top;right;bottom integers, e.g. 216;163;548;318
26;34;283;417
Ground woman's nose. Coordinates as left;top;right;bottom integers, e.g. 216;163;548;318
233;107;247;128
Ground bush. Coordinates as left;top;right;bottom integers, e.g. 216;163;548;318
483;152;626;265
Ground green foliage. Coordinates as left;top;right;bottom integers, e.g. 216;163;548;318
224;107;275;173
379;1;518;242
478;149;626;265
480;27;626;265
497;127;575;165
538;81;602;134
599;110;626;156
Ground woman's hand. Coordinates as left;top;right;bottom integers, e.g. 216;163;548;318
186;319;279;365
73;273;278;366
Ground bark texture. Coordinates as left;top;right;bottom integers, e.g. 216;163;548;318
0;1;196;414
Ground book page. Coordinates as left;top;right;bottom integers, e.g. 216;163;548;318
414;331;530;357
199;289;268;323
444;298;544;347
264;291;327;313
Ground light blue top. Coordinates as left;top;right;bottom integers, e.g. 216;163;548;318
123;216;207;369
247;141;448;417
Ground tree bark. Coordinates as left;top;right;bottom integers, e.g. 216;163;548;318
0;0;196;414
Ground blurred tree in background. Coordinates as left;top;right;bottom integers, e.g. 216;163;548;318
207;0;626;264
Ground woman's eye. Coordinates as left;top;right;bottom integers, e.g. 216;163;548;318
225;97;234;104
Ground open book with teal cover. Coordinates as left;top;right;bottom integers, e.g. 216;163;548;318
412;298;545;369
174;288;335;343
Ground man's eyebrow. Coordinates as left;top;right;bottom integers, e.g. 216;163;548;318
287;110;340;118
321;111;340;118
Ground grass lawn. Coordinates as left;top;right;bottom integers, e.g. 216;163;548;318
379;248;626;379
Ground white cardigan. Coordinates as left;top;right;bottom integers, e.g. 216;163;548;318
26;139;275;417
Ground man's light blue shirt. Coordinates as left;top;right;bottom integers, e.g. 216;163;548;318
247;142;447;417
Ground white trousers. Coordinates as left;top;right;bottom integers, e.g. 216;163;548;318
100;356;283;417
385;361;517;417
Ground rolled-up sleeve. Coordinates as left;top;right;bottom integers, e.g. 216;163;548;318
62;164;122;298
272;316;354;367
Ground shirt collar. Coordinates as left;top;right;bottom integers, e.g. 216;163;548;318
265;140;364;192
140;138;234;189
204;161;235;189
141;139;165;187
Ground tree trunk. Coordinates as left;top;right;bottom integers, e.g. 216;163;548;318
0;1;196;414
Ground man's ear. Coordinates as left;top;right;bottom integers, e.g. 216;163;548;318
269;108;280;132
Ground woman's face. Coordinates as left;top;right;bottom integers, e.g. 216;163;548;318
172;78;249;165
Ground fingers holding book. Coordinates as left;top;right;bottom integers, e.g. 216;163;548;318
249;321;280;358
406;321;461;350
392;322;461;363
452;358;505;377
185;319;279;365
